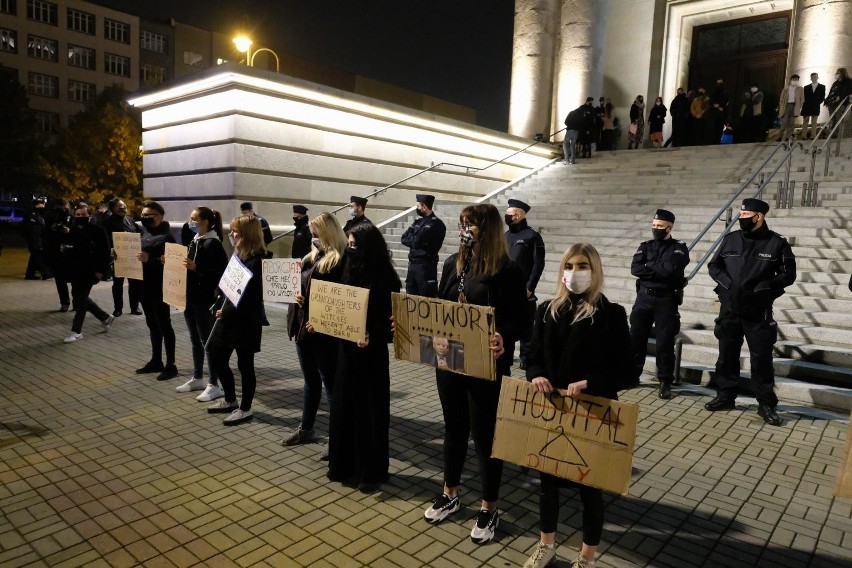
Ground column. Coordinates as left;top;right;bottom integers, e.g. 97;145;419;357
508;0;559;138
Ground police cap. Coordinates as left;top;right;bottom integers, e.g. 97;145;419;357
350;196;368;207
415;194;435;208
292;205;308;214
654;209;675;223
741;198;769;214
507;199;531;213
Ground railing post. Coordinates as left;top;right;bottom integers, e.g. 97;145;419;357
673;337;683;386
776;180;784;209
724;207;732;224
812;182;819;206
788;180;795;209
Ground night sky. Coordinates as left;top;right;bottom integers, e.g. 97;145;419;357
93;0;516;131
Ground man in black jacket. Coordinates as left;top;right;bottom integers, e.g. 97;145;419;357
505;199;544;370
801;72;825;140
629;209;689;398
291;205;312;259
562;104;586;165
240;201;273;248
23;198;51;280
669;88;690;147
103;198;143;316
343;196;371;234
401;194;446;297
706;198;797;426
63;204;114;343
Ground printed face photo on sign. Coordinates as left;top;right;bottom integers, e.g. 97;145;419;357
419;335;465;372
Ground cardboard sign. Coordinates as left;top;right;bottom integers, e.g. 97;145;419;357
112;232;143;280
262;258;302;303
492;377;638;495
218;254;253;307
392;292;496;381
308;281;369;343
835;409;852;497
163;243;188;310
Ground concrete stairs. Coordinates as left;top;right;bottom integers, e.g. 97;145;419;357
382;138;852;411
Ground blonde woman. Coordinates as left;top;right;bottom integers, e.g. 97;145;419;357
522;243;632;568
283;213;348;452
423;204;528;545
206;216;267;425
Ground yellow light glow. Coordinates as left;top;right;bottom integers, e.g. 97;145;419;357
233;37;253;53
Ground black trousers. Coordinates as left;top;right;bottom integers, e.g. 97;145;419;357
671;118;686;147
714;305;778;406
70;279;109;333
26;249;51;279
630;291;680;383
211;345;256;411
140;295;175;366
53;269;70;306
518;299;537;366
112;277;141;312
405;261;438;298
435;371;503;502
539;472;603;545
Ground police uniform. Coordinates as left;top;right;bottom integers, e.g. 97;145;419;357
401;194;446;297
707;198;796;425
291;205;312;259
343;196;372;234
240;201;273;253
629;209;689;398
504;199;545;368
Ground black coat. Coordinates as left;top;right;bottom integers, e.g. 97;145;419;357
65;221;111;285
186;234;228;306
291;220;312;259
401;212;446;263
802;83;826;116
505;220;545;293
102;213;140;247
525;296;632;400
649;104;667;132
209;252;265;352
287;251;347;341
670;93;690;120
139;221;176;298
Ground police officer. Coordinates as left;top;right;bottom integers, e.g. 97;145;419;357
343;196;371;234
706;198;796;426
291;205;311;259
504;199;545;369
240;202;273;247
24;198;51;280
630;209;689;399
401;194;446;297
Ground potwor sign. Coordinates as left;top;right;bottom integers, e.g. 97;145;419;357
492;377;638;495
262;258;301;303
308;281;369;343
112;232;142;280
163;243;188;310
392;292;496;381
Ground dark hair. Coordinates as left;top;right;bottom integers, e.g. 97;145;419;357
107;197;124;210
457;203;509;278
142;200;165;215
194;206;223;239
346;224;400;287
791;74;800;80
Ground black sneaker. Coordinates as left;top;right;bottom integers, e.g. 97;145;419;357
130;308;143;315
136;361;165;374
424;493;460;524
156;364;179;381
470;508;499;544
705;395;735;412
757;404;782;426
112;310;122;317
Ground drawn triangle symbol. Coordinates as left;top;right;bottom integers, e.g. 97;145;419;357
539;425;588;467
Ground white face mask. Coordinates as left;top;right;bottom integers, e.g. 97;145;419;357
751;87;758;93
228;233;237;247
790;80;799;86
562;270;592;294
349;208;357;218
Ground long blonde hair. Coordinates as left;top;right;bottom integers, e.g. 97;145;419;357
230;216;266;261
549;243;604;323
455;204;509;279
304;212;346;274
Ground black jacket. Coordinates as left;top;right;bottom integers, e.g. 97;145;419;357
437;253;529;376
186;234;228;306
525;296;632;400
564;105;587;130
631;237;689;291
802;83;826;116
291;220;312;259
505;220;545;294
826;78;852;108
401;212;446;263
341;249;402;344
708;222;796;316
140;221;176;296
649;104;667;131
65;221;111;285
343;215;372;234
102;214;140;247
670;93;690;120
209;252;265;352
23;209;46;251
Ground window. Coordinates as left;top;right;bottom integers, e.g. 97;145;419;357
67;45;95;70
104;18;129;44
68;80;95;103
183;51;202;67
0;28;16;53
27;35;57;61
140;30;166;53
27;0;56;25
67;8;95;35
104;52;129;77
0;0;16;16
34;111;59;133
140;63;166;86
28;72;58;97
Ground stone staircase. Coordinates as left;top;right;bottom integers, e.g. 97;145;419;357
382;139;852;411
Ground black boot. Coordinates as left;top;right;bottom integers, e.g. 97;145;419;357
659;381;672;400
704;395;735;411
757;404;782;426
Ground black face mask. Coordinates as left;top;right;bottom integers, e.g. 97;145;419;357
415;209;425;217
140;216;156;228
293;216;307;225
652;228;668;240
739;216;756;232
74;217;90;228
504;215;515;226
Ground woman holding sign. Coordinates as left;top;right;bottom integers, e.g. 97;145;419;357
423;203;528;545
521;243;632;568
327;224;401;493
206;216;267;425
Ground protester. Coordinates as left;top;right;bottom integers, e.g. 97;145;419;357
690;88;709;146
103;199;143;316
176;207;228;401
648;97;667;148
422;203;528;545
206;216;267;425
599;103;615;151
327;224;401;494
739;84;764;143
522;243;632;568
628;95;645;149
669;87;690;147
826;67;851;133
44;198;72;311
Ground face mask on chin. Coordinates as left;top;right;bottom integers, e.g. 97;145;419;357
562;270;592;294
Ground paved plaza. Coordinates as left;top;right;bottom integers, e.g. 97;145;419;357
1;247;851;568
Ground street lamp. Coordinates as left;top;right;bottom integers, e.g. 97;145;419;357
232;36;280;73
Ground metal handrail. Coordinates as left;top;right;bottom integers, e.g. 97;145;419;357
802;94;850;154
685;139;802;281
803;96;852;206
269;127;566;242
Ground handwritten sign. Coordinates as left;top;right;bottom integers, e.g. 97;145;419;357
218;254;253;307
392;292;496;381
112;232;142;280
308;281;369;343
262;258;301;303
835;408;852;497
492;377;638;495
163;243;188;310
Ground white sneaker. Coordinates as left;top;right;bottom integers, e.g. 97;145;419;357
101;314;114;332
223;408;253;425
424;493;460;524
470;508;499;544
176;378;206;393
196;384;223;402
63;333;83;343
524;542;558;568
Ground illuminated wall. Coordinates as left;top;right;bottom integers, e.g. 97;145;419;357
130;64;554;230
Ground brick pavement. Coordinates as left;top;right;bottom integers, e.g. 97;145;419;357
1;247;851;567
